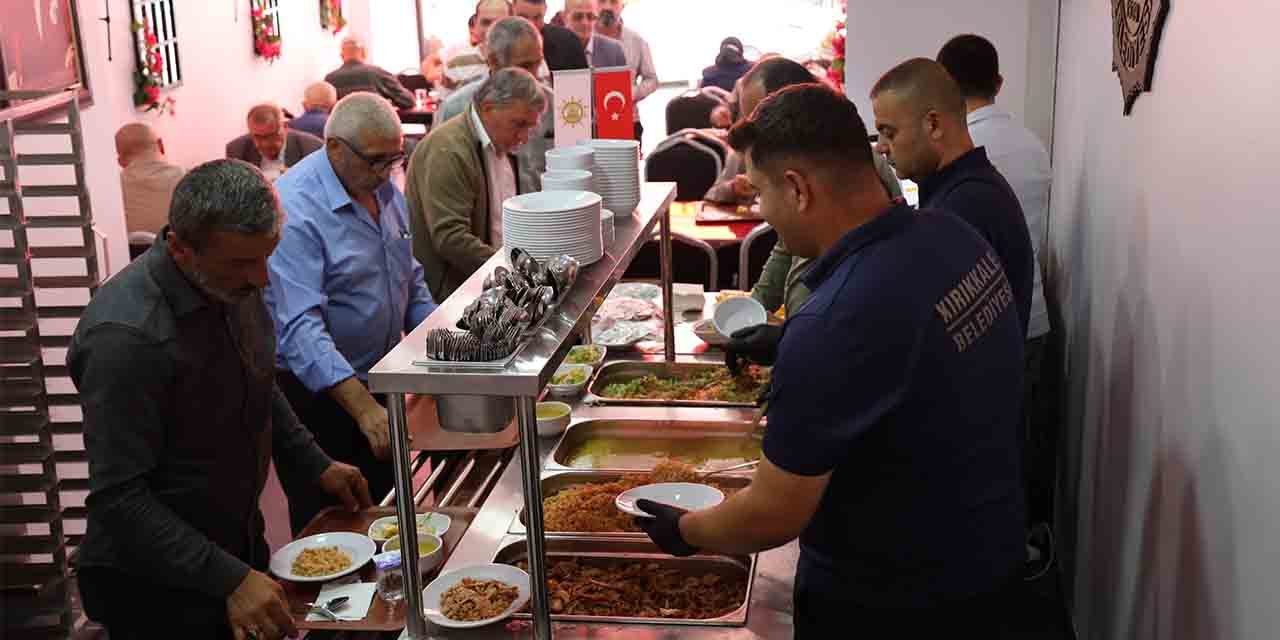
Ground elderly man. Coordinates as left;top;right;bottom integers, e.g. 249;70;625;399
595;0;657;139
114;122;184;238
266;93;437;534
439;16;551;192
564;0;627;68
325;34;415;109
70;159;371;640
226;103;323;182
871;58;1034;338
513;0;546;27
443;0;513;90
706;57;900;323
636;84;1025;638
287;81;337;140
407;68;547;301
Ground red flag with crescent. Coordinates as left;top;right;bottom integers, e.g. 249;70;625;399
593;67;634;139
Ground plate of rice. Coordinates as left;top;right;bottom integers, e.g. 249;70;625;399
268;532;376;582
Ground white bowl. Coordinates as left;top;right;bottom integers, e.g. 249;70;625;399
422;563;531;629
383;532;445;575
615;482;726;517
368;512;453;542
548;364;592;399
268;531;377;583
713;295;767;337
565;343;607;367
547;145;594;163
503;190;601;214
535;401;572;437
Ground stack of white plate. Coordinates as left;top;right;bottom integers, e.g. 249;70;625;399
589;139;641;215
541;169;593;192
502;190;604;266
545;146;594;171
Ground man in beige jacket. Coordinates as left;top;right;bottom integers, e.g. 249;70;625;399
115;123;185;238
406;67;547;301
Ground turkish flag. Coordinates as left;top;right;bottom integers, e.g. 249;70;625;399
593;68;634;139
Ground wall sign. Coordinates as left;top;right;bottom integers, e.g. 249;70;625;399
1112;0;1170;115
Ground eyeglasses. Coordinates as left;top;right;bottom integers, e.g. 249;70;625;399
570;11;598;22
335;137;405;172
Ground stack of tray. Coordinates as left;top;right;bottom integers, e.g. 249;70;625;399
495;418;761;627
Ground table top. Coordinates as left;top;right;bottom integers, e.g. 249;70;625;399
669;201;764;248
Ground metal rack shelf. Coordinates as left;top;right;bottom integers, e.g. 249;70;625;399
369;181;678;639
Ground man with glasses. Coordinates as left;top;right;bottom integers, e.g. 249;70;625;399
225;103;323;182
265;92;437;534
407;67;547;301
564;0;627;69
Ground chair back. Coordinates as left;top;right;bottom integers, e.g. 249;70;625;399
738;223;777;291
622;233;720;291
664;90;719;134
644;134;722;202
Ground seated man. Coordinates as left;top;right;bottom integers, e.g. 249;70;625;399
225;103;323;182
287;81;337;140
407;68;547;301
266;93;437;533
325;34;415;110
706;58;901;317
70;159;370;640
438;16;551;192
114;122;185;239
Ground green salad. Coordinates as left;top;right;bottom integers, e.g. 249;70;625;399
552;368;589;386
566;345;603;364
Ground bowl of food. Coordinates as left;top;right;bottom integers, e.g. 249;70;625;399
712;296;767;338
383;532;445;575
547;364;592;398
692;318;729;346
423;563;531;629
535;401;572;437
368;512;453;543
565;344;606;367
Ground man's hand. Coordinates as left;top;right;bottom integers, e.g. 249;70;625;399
226;569;297;640
634;499;699;557
724;324;783;374
318;462;373;512
355;405;391;460
730;175;756;200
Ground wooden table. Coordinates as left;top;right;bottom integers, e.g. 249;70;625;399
281;506;476;632
669;201;763;248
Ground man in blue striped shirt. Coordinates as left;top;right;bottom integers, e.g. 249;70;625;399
265;92;437;533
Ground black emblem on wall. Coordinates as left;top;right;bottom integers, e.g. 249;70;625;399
1112;0;1171;115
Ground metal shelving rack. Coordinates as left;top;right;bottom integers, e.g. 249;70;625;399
0;89;100;639
370;182;678;639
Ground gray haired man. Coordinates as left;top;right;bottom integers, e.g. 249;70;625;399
407;67;547;300
70;159;371;640
438;15;553;192
265;92;437;535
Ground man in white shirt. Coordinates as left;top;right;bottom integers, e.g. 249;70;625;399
443;0;513;91
938;33;1054;576
595;0;658;140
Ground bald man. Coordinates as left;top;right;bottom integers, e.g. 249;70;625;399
325;35;415;109
287;81;337;140
115;123;185;238
871;58;1034;338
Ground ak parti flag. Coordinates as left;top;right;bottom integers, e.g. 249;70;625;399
592;67;634;139
552;69;593;148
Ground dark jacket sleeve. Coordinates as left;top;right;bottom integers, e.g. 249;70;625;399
71;325;250;598
269;384;333;489
377;67;416;110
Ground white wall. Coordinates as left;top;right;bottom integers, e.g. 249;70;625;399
62;0;348;277
1048;1;1280;638
844;0;1059;148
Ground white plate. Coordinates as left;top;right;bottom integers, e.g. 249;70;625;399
422;563;532;629
504;191;601;214
615;482;726;518
367;512;454;542
269;532;376;583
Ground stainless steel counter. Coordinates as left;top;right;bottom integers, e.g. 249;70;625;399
414;399;799;639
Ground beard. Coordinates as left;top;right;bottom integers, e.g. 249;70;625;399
598;9;618;27
187;265;256;304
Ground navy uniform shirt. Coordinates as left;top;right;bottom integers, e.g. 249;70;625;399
763;203;1025;609
919;146;1035;337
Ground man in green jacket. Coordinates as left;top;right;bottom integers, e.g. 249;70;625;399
406;67;547;301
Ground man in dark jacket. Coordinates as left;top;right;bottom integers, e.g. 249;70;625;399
325;34;415;110
225;103;323;182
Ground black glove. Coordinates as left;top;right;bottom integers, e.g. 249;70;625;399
633;499;699;557
725;324;782;374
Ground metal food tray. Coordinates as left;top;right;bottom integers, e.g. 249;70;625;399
584;360;761;408
509;470;751;538
545;419;762;473
492;535;755;627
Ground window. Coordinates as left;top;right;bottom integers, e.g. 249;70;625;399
131;0;182;87
261;0;283;39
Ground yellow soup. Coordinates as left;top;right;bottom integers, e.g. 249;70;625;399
537;404;569;420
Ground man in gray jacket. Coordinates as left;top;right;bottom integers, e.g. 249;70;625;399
564;0;627;68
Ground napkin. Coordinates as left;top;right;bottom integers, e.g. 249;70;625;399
304;581;377;622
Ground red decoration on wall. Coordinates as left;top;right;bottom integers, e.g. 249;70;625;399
131;20;175;115
251;1;282;62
